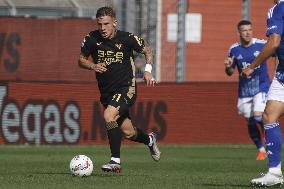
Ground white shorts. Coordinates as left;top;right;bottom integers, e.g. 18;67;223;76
267;77;284;102
237;92;267;118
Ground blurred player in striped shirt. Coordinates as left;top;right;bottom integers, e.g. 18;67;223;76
224;20;270;161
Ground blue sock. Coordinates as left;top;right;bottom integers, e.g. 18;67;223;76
247;117;263;149
264;122;282;168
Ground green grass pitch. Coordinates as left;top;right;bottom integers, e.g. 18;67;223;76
0;145;272;189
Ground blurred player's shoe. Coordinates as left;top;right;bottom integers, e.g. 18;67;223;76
256;151;267;161
148;132;161;161
101;160;121;173
251;172;284;187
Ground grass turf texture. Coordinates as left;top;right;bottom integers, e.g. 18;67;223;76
0;145;271;189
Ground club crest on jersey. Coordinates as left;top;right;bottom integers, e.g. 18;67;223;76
254;51;260;57
96;42;102;46
115;43;122;49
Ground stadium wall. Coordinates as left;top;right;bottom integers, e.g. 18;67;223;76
160;0;275;82
0;2;276;83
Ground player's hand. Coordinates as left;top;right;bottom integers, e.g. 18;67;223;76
143;71;156;86
224;56;234;68
91;63;107;73
241;66;254;79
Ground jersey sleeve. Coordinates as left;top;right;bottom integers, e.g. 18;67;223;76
80;33;95;57
228;47;237;68
266;4;284;36
126;33;145;53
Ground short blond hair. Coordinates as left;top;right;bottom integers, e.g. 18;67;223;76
96;7;116;18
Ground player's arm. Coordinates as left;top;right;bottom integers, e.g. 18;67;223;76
78;53;107;73
141;42;156;86
78;53;96;70
242;33;281;78
224;56;235;76
78;33;106;73
130;33;156;86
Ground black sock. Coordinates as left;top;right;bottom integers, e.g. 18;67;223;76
130;128;150;145
247;118;263;149
107;127;122;158
254;115;265;135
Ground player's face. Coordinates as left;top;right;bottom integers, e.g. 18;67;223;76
97;16;117;39
238;24;253;44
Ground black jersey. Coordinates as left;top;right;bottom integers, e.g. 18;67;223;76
81;30;145;95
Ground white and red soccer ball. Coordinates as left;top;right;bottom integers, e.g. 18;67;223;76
69;155;93;177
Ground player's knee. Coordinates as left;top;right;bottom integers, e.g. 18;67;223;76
262;111;274;124
123;126;136;139
103;109;117;123
123;130;135;139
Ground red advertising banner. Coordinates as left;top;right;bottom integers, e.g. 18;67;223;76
0;81;254;145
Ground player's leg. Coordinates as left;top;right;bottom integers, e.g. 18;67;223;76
252;92;268;160
101;104;122;173
251;100;284;186
251;79;284;187
253;113;267;161
101;88;136;173
238;97;264;158
111;86;154;147
247;117;266;160
121;118;149;145
253;92;267;130
263;100;284;171
254;112;265;141
120;118;161;161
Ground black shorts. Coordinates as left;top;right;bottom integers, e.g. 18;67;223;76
100;86;136;118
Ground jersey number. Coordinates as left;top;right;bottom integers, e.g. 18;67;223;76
112;94;122;102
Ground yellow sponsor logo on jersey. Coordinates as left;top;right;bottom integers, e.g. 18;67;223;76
97;50;124;65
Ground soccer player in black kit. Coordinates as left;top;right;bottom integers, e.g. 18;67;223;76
78;7;161;173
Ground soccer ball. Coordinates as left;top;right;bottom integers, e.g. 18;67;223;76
69;155;93;177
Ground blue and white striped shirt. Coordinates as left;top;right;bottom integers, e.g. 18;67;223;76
228;38;270;98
